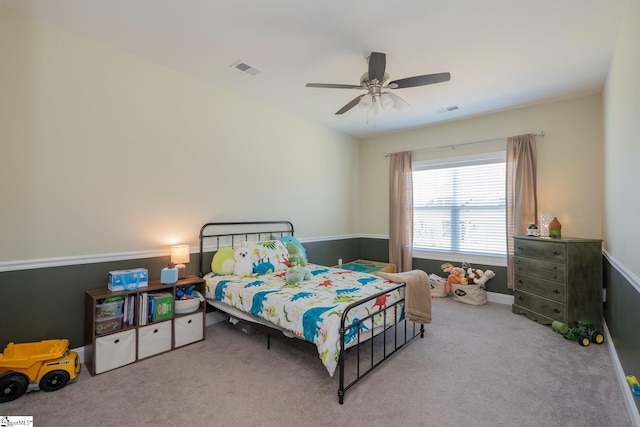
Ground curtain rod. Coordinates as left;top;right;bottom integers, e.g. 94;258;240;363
384;130;545;157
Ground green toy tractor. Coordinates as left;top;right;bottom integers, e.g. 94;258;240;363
551;320;604;347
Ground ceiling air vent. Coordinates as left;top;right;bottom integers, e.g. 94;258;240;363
434;105;460;114
230;61;262;76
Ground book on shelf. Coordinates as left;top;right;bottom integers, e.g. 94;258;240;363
149;292;174;322
136;292;173;325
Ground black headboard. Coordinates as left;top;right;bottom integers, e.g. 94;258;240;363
198;221;294;277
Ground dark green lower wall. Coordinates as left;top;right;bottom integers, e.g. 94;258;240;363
0;237;508;351
603;258;640;412
0;256;180;351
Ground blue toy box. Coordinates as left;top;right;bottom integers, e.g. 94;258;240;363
108;268;148;291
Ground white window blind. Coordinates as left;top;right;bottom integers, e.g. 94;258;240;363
412;152;506;256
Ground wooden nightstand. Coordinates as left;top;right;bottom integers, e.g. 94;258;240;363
337;259;396;274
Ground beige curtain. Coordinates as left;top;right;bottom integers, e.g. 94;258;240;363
506;134;537;289
389;151;413;272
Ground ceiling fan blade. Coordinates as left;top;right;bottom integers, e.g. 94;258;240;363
335;94;365;115
384;92;412;112
368;52;386;83
387;72;451;89
306;83;362;89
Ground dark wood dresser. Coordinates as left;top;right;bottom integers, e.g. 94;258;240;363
512;236;603;329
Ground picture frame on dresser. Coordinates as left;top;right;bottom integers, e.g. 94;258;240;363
511;236;604;329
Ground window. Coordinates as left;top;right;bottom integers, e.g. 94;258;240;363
412;152;506;258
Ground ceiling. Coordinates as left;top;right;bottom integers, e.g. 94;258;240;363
0;0;625;139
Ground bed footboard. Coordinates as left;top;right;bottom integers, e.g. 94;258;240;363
338;282;424;404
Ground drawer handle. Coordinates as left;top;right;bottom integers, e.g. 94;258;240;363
518;296;524;301
552;250;561;256
188;320;192;324
553;308;560;313
114;339;120;344
553;289;560;294
517;246;523;251
517;279;523;284
154;329;159;334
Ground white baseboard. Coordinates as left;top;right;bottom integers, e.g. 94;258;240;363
604;322;640;427
74;346;86;365
487;291;514;305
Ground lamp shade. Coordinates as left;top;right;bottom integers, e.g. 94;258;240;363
171;245;190;264
380;92;394;110
358;93;372;110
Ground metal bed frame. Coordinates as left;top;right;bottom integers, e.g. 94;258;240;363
198;221;424;404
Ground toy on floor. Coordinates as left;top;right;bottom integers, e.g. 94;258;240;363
626;375;640;398
551;320;604;347
0;339;80;403
466;268;496;286
441;263;467;294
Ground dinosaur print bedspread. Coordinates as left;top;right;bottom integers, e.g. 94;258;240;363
204;264;405;376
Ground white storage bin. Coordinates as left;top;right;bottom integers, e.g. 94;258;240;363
95;329;136;374
137;320;172;359
174;312;203;347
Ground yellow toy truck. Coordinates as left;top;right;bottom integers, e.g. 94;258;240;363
0;339;80;403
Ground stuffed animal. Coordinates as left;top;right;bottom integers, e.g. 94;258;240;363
441;263;454;274
466;268;483;285
211;247;235;275
286;241;308;267
283;236;308;266
285;265;310;284
233;246;254;276
445;266;467;294
466;268;496;287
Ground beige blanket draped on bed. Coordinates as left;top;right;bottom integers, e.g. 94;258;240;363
376;270;432;324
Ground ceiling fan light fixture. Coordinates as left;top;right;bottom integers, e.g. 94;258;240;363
380;92;394;110
306;51;449;116
370;97;380;115
358;93;373;110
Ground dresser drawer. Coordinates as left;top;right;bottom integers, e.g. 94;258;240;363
514;256;566;274
514;239;566;263
514;273;566;303
138;321;172;359
514;263;566;284
513;290;566;323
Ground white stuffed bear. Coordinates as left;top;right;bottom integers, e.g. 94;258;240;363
467;268;496;286
233;246;254;276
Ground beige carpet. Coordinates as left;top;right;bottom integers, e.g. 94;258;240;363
2;298;632;426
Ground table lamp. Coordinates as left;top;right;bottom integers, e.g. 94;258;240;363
171;245;190;280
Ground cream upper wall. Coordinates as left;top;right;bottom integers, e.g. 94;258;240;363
604;0;640;278
0;8;359;263
359;94;604;240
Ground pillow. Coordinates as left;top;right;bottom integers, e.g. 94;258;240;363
249;240;290;274
211;247;235;275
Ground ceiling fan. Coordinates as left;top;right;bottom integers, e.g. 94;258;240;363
306;52;451;115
